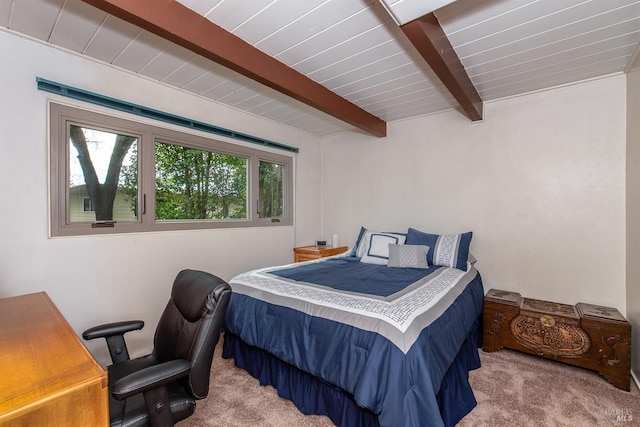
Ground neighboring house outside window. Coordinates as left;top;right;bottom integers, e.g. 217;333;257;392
74;186;135;221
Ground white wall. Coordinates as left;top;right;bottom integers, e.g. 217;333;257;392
322;75;627;311
626;68;640;381
0;30;322;364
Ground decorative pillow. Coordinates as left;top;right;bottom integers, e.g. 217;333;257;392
406;228;472;271
349;226;367;257
387;244;430;269
468;253;477;265
357;230;406;265
350;227;406;257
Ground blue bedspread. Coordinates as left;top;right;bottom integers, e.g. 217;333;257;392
272;256;436;296
223;256;484;427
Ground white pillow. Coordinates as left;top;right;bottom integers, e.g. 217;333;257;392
358;231;406;265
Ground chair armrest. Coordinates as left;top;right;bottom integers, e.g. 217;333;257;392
82;320;144;340
111;359;191;401
82;320;144;364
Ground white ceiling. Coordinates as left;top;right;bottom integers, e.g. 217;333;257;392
2;0;639;137
380;0;460;25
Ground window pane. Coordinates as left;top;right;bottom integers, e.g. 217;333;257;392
258;161;285;219
68;125;138;223
155;141;248;220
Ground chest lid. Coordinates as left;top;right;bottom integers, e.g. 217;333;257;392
520;297;579;319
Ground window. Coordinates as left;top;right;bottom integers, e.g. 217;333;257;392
68;125;138;224
153;141;247;221
258;161;286;220
82;197;93;212
49;103;293;236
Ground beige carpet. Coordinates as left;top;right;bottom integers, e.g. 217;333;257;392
459;349;639;427
178;340;639;426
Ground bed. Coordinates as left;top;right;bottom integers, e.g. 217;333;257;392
222;228;484;427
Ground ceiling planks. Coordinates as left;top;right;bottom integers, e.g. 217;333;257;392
81;0;387;137
400;12;483;121
3;0;639;137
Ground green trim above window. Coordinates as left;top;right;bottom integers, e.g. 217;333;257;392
36;77;299;154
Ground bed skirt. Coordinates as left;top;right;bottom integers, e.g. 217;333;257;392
221;318;481;427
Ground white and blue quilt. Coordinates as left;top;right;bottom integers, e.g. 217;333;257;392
223;255;484;427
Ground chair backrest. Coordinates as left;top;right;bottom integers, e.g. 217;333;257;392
153;269;232;399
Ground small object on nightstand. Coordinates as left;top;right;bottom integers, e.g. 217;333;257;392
316;240;327;246
294;245;348;263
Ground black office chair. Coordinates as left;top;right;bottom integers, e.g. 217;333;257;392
83;269;232;427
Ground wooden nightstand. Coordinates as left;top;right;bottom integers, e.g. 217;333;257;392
294;245;348;263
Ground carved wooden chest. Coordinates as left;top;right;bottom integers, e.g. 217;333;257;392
483;289;631;391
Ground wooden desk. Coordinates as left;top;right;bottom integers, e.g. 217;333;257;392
0;292;108;426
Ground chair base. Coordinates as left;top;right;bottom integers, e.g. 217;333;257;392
108;356;196;427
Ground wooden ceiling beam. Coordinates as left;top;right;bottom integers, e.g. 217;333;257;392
401;13;483;121
81;0;387;137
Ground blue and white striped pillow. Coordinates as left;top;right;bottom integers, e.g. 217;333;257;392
406;228;472;271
